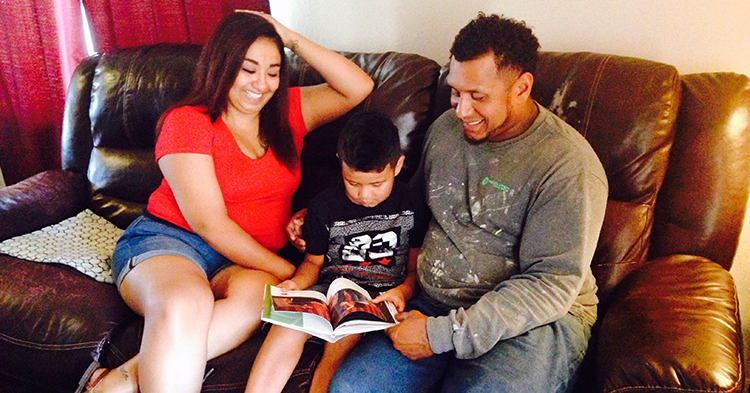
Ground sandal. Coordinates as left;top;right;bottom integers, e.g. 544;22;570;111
85;368;111;392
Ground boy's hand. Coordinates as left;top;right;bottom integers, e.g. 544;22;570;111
285;208;307;252
279;279;299;291
373;288;406;312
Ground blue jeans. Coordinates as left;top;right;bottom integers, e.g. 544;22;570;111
111;214;233;289
328;298;591;393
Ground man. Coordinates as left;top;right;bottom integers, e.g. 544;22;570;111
328;13;607;393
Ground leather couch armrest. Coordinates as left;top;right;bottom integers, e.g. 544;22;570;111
0;169;89;241
597;255;742;393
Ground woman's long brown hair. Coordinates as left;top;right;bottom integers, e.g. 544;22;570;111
158;12;297;170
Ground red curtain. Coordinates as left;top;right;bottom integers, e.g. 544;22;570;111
0;0;86;185
82;0;271;51
0;0;268;186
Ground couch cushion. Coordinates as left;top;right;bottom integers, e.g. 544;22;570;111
77;44;202;227
0;255;133;391
598;255;742;393
0;170;88;241
0;209;121;283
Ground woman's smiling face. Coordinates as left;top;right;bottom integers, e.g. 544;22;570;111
226;37;281;116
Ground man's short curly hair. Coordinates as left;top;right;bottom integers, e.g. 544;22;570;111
450;13;540;75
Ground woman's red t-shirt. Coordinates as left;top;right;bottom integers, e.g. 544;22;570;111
147;87;306;252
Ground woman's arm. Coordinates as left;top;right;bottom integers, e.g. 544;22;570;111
243;10;374;131
159;153;296;281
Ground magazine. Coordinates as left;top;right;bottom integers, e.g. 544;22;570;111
261;277;398;342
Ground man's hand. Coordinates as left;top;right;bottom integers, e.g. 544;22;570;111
285;208;307;252
386;310;433;360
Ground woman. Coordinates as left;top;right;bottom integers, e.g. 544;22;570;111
85;10;373;393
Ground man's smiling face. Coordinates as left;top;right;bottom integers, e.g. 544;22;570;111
447;52;526;143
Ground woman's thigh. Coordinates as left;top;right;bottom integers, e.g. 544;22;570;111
210;264;279;300
119;254;214;318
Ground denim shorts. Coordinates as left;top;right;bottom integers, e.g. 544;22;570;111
111;214;233;289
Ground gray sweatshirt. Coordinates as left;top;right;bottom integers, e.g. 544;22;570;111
418;105;607;359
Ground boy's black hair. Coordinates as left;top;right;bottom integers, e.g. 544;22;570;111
337;112;402;173
451;12;539;75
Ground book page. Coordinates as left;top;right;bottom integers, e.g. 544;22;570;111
326;277;397;329
267;286;331;323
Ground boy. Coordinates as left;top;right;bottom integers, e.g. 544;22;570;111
245;112;424;393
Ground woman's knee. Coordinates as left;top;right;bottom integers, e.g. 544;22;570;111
122;256;215;321
212;265;279;300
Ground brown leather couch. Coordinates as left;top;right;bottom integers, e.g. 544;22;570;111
0;43;748;393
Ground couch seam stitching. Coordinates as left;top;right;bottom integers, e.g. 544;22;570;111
583;55;611;136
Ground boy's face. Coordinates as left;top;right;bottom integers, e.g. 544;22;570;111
341;156;404;208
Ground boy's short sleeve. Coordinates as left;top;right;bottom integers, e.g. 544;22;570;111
155;106;213;161
302;194;330;256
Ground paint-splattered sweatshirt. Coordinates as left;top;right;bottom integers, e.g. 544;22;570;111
416;105;608;359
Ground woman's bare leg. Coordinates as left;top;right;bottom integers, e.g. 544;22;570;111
118;255;215;393
87;262;277;393
206;265;280;358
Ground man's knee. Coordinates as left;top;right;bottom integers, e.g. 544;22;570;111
443;316;590;393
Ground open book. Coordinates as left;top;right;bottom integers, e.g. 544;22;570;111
261;277;398;342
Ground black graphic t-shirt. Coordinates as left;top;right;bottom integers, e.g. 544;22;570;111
303;181;425;290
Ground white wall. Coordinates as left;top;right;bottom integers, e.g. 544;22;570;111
270;0;750;76
271;0;750;379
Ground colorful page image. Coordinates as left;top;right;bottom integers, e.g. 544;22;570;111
329;288;389;328
272;295;331;322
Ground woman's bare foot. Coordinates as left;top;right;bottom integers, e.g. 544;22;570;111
85;362;138;393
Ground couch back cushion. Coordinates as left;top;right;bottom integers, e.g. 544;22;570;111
533;52;681;302
62;44;202;228
650;73;750;270
61;44;441;228
433;52;680;303
286;51;441;210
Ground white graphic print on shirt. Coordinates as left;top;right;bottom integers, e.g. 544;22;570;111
319;212;413;287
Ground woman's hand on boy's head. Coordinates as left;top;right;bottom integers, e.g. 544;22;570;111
373;288;406;312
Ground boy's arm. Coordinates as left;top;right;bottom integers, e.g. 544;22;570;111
280;253;325;290
397;247;420;301
373;248;420;311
